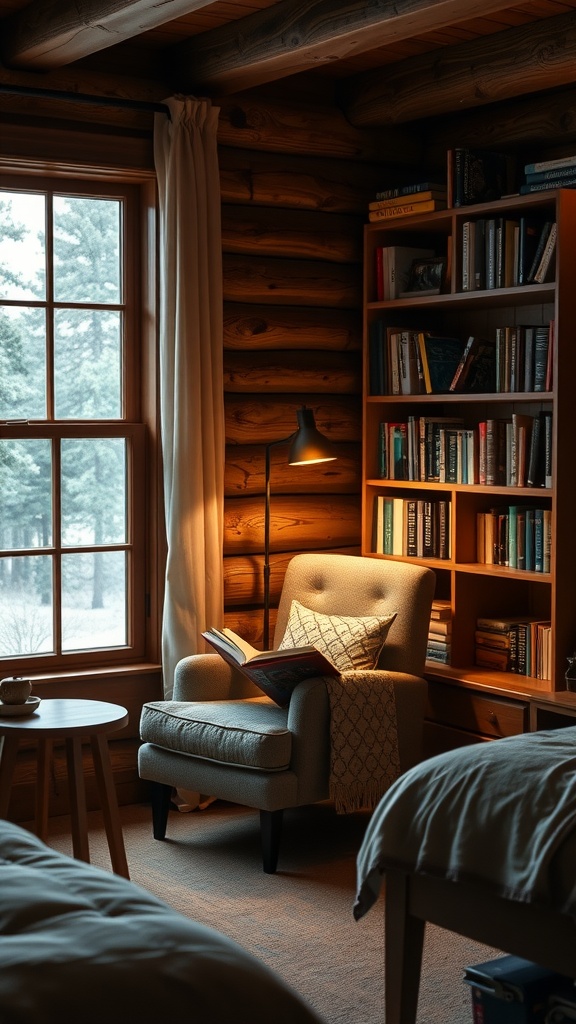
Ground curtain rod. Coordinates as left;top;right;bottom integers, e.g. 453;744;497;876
0;83;170;116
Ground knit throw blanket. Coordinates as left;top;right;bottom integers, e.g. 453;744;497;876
323;670;401;815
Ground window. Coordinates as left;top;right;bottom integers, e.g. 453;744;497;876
0;175;149;674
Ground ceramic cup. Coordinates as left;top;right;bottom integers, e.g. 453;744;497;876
0;677;32;705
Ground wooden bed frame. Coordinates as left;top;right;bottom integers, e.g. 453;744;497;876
385;869;576;1024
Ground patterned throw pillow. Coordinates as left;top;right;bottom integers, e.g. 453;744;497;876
278;599;397;672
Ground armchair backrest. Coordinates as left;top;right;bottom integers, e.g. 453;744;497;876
274;554;435;678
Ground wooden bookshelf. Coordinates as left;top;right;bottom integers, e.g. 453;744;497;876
362;189;576;748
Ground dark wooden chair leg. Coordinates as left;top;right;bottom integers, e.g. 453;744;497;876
150;782;172;839
260;809;283;873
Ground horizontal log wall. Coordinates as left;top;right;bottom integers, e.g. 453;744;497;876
219;139;380;646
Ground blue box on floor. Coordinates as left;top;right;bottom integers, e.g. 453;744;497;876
546;992;576;1022
464;955;567;1024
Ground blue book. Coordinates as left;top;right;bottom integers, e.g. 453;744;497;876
525;509;535;572
534;508;544;572
524;155;576;174
520;176;576;193
525;163;576;183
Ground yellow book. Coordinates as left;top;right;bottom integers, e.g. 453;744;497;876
368;199;447;222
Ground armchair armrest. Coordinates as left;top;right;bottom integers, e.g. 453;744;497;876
173;653;262;702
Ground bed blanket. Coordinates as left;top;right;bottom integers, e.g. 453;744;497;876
0;818;325;1024
354;726;576;921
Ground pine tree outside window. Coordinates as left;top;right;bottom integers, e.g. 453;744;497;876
0;177;147;673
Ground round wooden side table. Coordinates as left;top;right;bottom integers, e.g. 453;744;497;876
0;698;130;878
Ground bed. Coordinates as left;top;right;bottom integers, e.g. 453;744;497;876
0;818;325;1024
354;727;576;1024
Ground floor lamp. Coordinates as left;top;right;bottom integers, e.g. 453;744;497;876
263;406;337;650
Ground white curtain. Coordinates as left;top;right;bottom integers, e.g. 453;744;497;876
154;97;225;699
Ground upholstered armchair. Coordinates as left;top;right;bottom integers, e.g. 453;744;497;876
138;553;435;872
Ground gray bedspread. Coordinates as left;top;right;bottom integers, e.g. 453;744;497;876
354;726;576;921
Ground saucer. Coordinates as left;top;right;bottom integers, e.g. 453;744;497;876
0;696;41;717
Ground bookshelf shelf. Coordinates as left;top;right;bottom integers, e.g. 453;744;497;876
363;188;576;748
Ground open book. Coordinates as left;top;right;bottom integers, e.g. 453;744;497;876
202;627;339;707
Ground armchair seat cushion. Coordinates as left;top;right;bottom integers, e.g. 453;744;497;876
140;698;292;771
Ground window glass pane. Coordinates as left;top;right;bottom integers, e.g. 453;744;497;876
0;554;53;655
0;306;47;420
61;437;126;546
0;439;52;550
0;191;45;301
54;308;122;419
53;196;121;304
61;551;126;651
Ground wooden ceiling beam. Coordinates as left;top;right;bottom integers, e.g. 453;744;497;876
0;0;216;70
168;0;527;95
342;9;576;127
423;85;576;163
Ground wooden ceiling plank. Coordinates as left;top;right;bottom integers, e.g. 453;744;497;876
342;8;576;126
0;0;221;70
167;0;541;94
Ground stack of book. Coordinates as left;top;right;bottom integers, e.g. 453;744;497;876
520;154;576;194
368;180;448;223
426;600;452;664
475;615;552;679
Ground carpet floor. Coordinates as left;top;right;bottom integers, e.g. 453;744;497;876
43;799;502;1024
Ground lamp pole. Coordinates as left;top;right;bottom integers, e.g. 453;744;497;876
262;407;336;651
263;433;294;651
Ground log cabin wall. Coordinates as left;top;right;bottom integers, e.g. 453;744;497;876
215;89;421;646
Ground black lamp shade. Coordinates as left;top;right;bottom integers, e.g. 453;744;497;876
287;407;337;466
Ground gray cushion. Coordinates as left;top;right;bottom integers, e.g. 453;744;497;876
140;698;291;771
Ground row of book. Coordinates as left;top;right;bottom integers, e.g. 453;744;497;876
368;149;576;222
475;615;552;680
368;323;552;397
426;599;452;665
476;505;552;573
372;495;450;560
368;181;448;223
461;216;556;291
493;324;553;394
520;153;576;194
371;150;510;214
377;411;552;488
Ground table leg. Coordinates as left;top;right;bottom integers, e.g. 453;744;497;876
0;735;20;819
90;732;129;878
35;737;52;842
65;736;90;863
